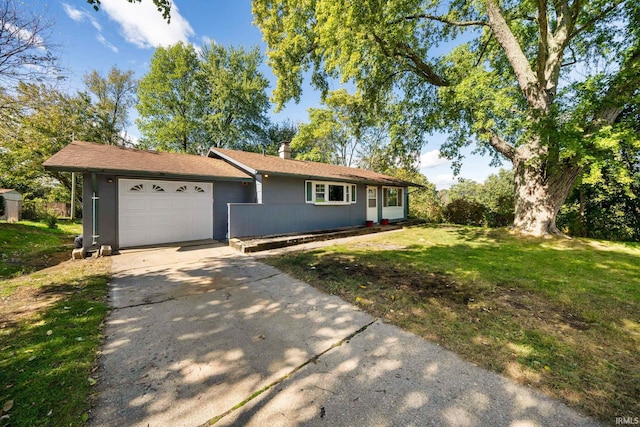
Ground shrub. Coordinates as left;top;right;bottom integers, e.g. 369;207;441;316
484;195;515;227
443;198;486;226
0;195;5;217
44;210;58;229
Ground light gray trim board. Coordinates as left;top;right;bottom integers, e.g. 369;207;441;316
208;149;258;176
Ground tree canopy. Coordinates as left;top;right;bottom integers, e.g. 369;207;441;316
0;67;137;209
136;42;270;154
0;82;93;200
292;90;371;166
201;44;270;150
84;66;137;145
292;89;426;171
136;42;208;154
253;0;640;236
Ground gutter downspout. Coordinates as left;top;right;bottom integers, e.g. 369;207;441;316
91;172;99;246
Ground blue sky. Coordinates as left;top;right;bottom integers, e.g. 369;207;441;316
46;0;504;189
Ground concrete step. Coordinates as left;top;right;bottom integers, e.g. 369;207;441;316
229;219;424;253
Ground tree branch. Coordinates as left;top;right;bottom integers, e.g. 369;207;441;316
572;0;624;37
395;42;450;87
485;0;548;112
390;14;487;27
371;33;450;87
593;47;640;126
474;33;494;68
0;0;58;86
541;0;575;95
536;0;550;83
485;128;516;161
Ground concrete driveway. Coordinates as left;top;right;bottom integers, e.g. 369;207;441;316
91;243;601;427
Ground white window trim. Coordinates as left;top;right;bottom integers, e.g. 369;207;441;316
382;186;404;208
305;180;357;205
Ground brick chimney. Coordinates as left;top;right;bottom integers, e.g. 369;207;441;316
278;141;291;159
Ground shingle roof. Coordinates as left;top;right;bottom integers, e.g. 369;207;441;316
43;141;251;180
210;148;416;186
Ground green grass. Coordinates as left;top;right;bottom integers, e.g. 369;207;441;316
264;225;640;424
0;220;82;280
0;221;110;426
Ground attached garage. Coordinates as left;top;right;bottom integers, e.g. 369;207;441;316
43;141;252;252
118;179;214;248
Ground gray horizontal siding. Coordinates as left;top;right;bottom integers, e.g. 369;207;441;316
228;202;366;238
229;175;368;238
214;181;254;239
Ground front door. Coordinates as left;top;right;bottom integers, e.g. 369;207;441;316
366;186;378;223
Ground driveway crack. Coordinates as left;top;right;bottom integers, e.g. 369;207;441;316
111;297;175;310
109;273;283;309
235;272;283;287
200;319;378;426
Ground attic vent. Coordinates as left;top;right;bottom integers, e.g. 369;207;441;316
129;184;144;192
152;184;165;192
176;185;188;193
194;186;205;193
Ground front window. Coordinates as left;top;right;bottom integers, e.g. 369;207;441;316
328;184;344;202
315;183;326;202
306;181;356;205
383;187;403;207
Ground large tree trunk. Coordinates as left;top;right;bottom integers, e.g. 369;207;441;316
512;153;581;236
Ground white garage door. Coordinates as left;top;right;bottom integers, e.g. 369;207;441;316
118;179;213;248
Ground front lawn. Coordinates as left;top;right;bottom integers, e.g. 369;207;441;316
0;220;110;426
264;225;640;424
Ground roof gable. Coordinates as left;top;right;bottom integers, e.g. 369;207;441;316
210;147;416;187
43;141;251;181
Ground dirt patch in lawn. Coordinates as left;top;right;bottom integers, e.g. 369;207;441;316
308;256;591;333
496;288;593;332
2;246;73;273
355;264;475;305
0;258;110;328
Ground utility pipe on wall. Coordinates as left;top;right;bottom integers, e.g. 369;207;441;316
91;172;99;246
70;172;76;220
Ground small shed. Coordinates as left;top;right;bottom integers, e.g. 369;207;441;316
0;189;22;222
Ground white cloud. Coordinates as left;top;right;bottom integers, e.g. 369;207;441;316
61;3;84;21
427;174;457;190
97;34;119;53
100;0;194;48
420;149;450;169
61;3;102;31
201;35;215;46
